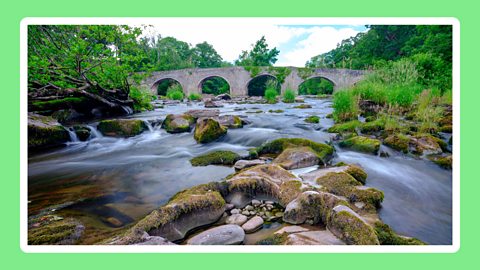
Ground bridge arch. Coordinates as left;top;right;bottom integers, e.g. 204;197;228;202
299;76;336;95
197;75;231;95
152;78;185;96
246;74;280;96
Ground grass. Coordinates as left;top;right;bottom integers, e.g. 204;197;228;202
332;90;359;122
415;89;444;133
166;84;184;100
129;87;154;112
282;89;296;103
188;93;202;101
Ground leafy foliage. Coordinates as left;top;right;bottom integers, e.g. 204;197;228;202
299;77;334;95
201;77;230;95
282;89;296;103
235;36;280;66
129;87;154;111
188;93;202;101
166;84;184;100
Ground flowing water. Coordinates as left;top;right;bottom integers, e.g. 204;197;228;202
28;98;452;244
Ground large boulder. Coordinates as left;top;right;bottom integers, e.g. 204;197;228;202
114;182;226;243
226;164;306;207
273;147;320;169
285;230;346;245
186;224;245;245
162;114;195;133
28;113;70;149
339;136;381;155
254;138;334;165
194;118;227;143
384;134;410;153
327;205;379;245
216;115;244;129
97;119;148;137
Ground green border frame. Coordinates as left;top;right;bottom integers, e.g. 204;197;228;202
2;0;477;269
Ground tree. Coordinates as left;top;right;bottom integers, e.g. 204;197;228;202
235;36;280;66
191;42;223;68
154;37;194;70
28;25;145;100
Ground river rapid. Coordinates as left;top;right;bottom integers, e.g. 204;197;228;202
28;98;452;244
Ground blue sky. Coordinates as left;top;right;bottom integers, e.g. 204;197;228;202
144;23;367;67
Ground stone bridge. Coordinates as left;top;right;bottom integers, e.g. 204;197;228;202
139;66;367;96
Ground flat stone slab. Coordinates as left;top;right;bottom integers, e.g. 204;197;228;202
234;159;266;171
286;230;346;245
225;214;248;226
186;224;245;245
299;166;350;183
242;216;264;233
274;225;310;235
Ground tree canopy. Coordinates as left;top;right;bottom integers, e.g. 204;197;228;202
235;36;280;66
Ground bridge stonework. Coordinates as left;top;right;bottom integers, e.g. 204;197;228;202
139;66;367;96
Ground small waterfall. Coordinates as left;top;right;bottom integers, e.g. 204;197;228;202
121;105;133;115
66;127;79;142
145;121;154;132
87;125;103;139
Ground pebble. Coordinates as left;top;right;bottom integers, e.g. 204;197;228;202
225;214;248;226
251;199;261;206
241;216;264;233
245;205;254;211
225;204;235;211
230;209;240;215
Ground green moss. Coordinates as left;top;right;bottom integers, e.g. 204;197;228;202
97;119;147;137
428;154;452;169
344;165;368;184
439;125;452;133
330;209;379;245
384;134;410;153
190;150;241;166
268;109;284;113
73;126;91;141
374;221;425;245
326;113;333;119
256;138;334;165
30;97;88;111
162;114;195;133
339;136;381;155
255;232;288;245
297;67;314;80
293;104;312;109
305;116;320;123
279;180;303;206
327;120;361;133
360;118;385;134
28;219;78;245
194;118;228;143
316;172;383;210
244;66;261;78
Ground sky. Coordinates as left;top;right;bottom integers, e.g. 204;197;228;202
141;22;367;67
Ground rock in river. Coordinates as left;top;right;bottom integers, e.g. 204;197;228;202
186;224;245;245
194;118;227;143
242;216;264;233
97;119;148;137
162;114;195;133
28;113;70;149
225;214;248;226
233;159;266;170
273;147;320;169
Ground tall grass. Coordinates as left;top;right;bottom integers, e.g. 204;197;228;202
264;79;279;104
415;89;444;133
283;89;296;103
166;84;184;100
332;90;359;122
188;93;202;101
129;86;154;112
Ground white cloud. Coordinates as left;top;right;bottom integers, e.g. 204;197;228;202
141;22;361;67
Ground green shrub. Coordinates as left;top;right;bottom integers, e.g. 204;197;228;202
129;87;154;112
282;89;296;103
264;81;279;104
166;85;184;100
415;89;444;133
188;93;202;101
305;116;320;123
332;90;359;122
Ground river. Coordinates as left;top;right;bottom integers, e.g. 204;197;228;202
27;98;452;245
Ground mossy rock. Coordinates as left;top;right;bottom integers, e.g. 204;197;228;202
190;150;241;166
411;133;447;155
328;205;379;245
162;114;195;133
73;126;91;141
97;119;148;137
305;116;320;123
293;104;312;109
316;172;383;210
28;218;84;245
384;134;410;153
374;221;425;245
117;182;227;243
344;164;368;184
273;146;320;169
217;115;243;129
327;120;361;133
268;109;284;113
339;136;381;155
439;125;452;133
194;118;227;143
255;138;334;165
28;113;70;149
360;119;385;134
428;154;452;169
